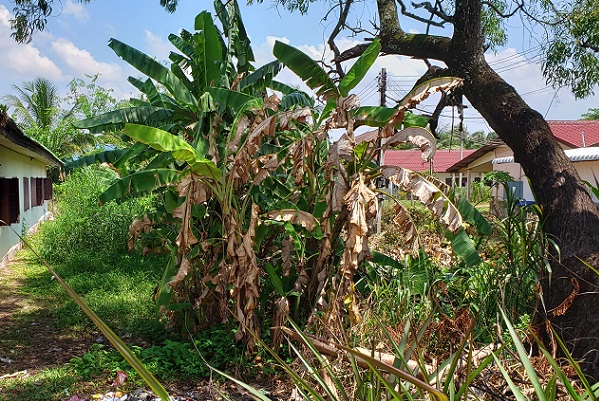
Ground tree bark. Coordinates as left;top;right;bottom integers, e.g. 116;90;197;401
355;0;599;380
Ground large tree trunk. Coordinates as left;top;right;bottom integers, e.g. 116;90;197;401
449;0;599;379
362;0;599;380
458;47;599;380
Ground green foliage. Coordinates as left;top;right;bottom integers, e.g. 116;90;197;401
543;0;599;97
3;75;129;160
469;179;492;204
70;326;244;381
482;170;514;187
38;165;156;262
435;128;495;150
0;366;80;401
582;107;599;120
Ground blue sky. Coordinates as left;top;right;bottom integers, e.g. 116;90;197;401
0;0;597;135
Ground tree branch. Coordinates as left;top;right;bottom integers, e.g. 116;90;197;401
412;1;453;23
581;41;599;53
481;0;522;18
396;0;447;27
328;0;354;78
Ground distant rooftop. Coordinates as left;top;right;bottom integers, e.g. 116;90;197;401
548;120;599;148
384;149;476;173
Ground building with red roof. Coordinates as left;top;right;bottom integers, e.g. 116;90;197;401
447;120;599;202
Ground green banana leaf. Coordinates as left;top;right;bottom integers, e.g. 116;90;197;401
214;0;255;72
73;106;174;133
457;197;493;236
339;38;381;96
65;148;129;170
353;107;428;128
123;124;221;179
99;168;180;203
269;80;303;95
273;40;338;99
127;77;167;108
207;87;260;111
446;228;483;267
194;11;227;88
168;32;195;59
281;92;315;109
109;38;198;109
238;60;282;93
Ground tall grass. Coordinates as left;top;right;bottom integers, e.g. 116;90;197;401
30;165;166;339
38;165;155;262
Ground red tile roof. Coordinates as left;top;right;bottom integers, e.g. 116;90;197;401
384;149;476;173
548;121;599;147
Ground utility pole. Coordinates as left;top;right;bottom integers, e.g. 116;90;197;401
376;68;387;234
379;68;387;108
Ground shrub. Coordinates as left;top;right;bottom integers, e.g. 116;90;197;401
38;165;156;262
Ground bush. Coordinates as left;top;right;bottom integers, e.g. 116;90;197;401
38;165;156;262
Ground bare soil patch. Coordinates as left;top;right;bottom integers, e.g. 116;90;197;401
0;254;94;376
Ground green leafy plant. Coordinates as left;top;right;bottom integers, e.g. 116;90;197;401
2;228;170;400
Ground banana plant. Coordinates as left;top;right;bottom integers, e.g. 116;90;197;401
271;40;489;330
70;0;489;350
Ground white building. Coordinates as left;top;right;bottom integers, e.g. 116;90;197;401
447;121;599;203
0;113;63;268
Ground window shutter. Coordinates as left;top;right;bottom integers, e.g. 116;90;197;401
23;177;30;211
9;178;19;224
35;178;43;206
0;178;20;225
43;178;52;200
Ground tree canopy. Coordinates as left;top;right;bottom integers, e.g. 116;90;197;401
2;75;128;159
9;0;180;43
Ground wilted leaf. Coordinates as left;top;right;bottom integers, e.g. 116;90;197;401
266;210;318;231
169;257;191;288
291;136;314;184
282;236;293;276
128;216;153;251
277;106;313;129
382;166;462;233
325;134;355;172
392;202;419;254
384;127;437;162
340;174;377;291
398;77;464;109
271;297;289;350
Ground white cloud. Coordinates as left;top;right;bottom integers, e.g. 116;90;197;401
0;5;64;91
63;0;89;22
50;38;122;82
7;45;63;80
144;29;172;62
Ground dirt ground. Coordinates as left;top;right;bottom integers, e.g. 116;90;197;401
0;254;94;376
0;254;292;401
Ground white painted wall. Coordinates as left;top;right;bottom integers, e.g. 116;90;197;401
0;145;50;266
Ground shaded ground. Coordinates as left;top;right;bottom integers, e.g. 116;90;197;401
0;253;93;376
0;254;292;400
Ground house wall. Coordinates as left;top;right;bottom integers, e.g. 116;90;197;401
573;161;599;203
494;160;599;202
0;145;51;267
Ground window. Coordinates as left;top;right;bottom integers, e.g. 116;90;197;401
35;177;43;207
23;177;30;211
445;177;468;187
43;178;52;200
30;178;36;208
0;178;20;226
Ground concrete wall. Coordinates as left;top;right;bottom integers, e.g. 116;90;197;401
492;152;599;202
0;145;51;267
